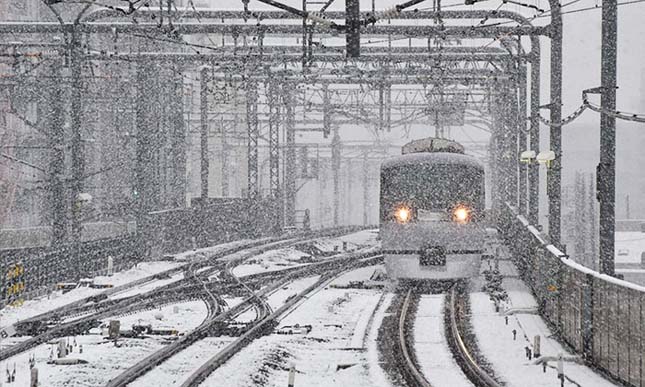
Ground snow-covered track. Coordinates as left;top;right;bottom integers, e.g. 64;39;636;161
179;252;384;387
446;286;502;387
104;238;380;387
397;289;434;387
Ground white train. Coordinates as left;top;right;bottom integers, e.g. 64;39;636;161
380;138;486;281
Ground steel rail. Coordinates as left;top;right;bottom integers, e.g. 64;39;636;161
2;227;369;361
104;235;378;386
398;289;433;387
179;252;383;387
447;286;501;387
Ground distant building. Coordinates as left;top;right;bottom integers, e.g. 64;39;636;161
0;1;44;21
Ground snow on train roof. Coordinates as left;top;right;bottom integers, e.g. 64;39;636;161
381;152;484;170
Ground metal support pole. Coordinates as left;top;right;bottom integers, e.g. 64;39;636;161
529;48;540;225
548;4;563;245
169;67;186;207
135;62;160;258
518;65;528;215
220;117;229;197
508;85;519;207
200;67;210;200
346;159;352;224
246;81;259;198
268;81;280;198
283;85;296;228
268;81;282;231
47;62;67;246
346;0;360;57
598;0;617;276
332;125;341;226
69;28;84;275
363;152;369;225
323;84;331;138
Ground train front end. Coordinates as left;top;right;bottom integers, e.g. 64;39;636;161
380;146;486;281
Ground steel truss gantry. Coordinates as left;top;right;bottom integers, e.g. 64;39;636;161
1;3;567;252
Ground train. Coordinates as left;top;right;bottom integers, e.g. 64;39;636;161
380;137;486;281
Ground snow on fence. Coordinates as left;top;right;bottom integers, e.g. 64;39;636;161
0;236;143;306
500;203;644;387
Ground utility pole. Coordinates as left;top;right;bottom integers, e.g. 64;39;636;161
332;126;341;226
200;67;210;200
363;152;369;226
529;45;541;225
283;85;296;228
48;60;67;246
346;0;360;57
69;27;84;275
598;0;617;276
246;81;259;199
220;117;229;197
548;3;563;246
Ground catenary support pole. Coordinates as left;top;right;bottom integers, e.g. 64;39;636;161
246;81;259;198
69;28;84;276
47;61;67;246
283;85;296;228
548;2;563;246
332;125;341;226
529;47;540;225
598;0;617;276
200;67;210;200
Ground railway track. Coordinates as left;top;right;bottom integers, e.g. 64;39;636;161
1;227;372;362
106;249;382;387
178;252;384;387
393;285;501;387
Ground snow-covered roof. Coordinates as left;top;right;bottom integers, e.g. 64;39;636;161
380;152;484;171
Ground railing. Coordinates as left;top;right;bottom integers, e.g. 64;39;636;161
1;236;143;306
499;203;644;387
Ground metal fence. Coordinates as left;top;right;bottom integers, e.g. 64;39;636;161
1;198;282;307
499;203;644;387
1;236;142;305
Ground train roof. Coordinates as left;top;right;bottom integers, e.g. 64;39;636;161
401;137;465;155
381;152;484;170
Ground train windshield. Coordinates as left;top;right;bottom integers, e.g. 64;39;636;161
381;163;484;211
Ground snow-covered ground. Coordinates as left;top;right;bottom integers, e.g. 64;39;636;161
470;260;619;387
231;247;311;277
129;337;236;387
266;276;321;311
109;271;185;300
198;266;388;387
1;300;208;387
0;261;182;328
414;294;473;387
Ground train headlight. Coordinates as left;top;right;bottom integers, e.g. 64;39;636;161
452;206;471;224
394;206;412;224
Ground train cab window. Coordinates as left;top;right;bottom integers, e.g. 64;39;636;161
381;163;484;212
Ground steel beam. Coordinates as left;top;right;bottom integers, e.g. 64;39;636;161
0;22;549;37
